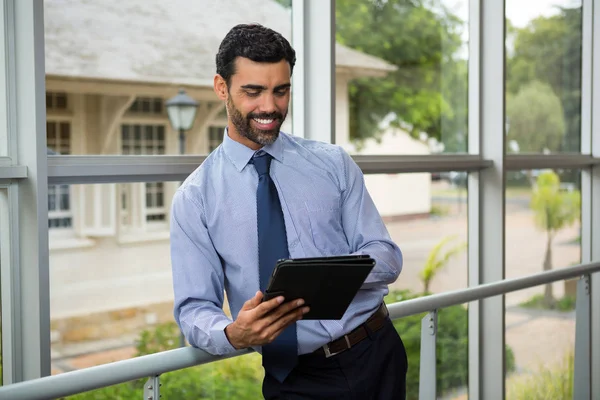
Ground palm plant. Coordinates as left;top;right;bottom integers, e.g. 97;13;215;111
530;171;580;307
419;235;467;295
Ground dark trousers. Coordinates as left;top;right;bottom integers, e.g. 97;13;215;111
262;318;408;400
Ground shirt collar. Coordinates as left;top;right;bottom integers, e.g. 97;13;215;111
222;127;285;172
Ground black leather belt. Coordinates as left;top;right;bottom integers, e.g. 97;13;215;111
315;303;389;358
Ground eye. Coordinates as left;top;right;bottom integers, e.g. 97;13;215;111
245;91;261;97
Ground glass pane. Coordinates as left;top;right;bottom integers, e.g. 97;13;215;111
49;182;177;372
335;0;469;154
505;169;581;395
505;0;582;153
381;171;468;398
505;288;575;399
43;0;293;156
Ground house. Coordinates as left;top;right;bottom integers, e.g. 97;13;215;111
43;0;426;343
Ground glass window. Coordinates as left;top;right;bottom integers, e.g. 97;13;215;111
335;0;470;154
47;120;72;229
505;0;583;153
121;125;167;224
379;171;469;398
208;126;225;153
504;168;581;396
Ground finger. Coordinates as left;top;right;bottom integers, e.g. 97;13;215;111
253;295;286;317
241;291;264;311
265;306;310;341
268;298;306;321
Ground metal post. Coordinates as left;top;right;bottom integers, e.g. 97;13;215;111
468;0;506;398
419;310;437;400
5;0;51;381
179;128;185;155
143;375;161;400
573;275;591;400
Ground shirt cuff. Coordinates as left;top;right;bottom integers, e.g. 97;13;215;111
210;318;237;354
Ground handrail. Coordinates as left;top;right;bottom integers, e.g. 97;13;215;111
1;261;599;400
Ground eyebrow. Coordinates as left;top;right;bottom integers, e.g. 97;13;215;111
240;83;291;91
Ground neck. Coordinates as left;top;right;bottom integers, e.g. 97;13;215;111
227;123;262;150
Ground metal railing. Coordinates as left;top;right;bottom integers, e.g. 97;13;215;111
0;261;598;400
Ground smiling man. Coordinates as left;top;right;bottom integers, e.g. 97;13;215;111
170;24;407;399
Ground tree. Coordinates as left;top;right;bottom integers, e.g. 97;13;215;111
507;6;582;152
336;0;467;147
419;235;466;294
530;171;580;307
506;81;565;153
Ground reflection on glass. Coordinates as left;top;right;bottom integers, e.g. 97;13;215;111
377;171;468;398
335;0;469;154
43;0;293;156
505;0;583;153
504;169;580;398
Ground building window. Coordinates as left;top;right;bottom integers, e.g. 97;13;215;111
47;120;72;229
208;126;225;152
46;92;68;110
128;97;163;115
121;124;167;223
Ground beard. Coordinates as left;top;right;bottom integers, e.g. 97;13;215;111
226;96;287;146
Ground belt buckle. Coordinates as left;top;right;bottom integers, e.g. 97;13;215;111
322;335;352;358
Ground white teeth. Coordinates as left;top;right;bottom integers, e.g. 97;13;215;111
254;118;274;124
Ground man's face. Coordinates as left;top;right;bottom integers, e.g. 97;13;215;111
215;57;291;149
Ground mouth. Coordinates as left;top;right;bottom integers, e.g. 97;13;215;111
251;117;279;131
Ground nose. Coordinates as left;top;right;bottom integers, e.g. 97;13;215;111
258;93;277;114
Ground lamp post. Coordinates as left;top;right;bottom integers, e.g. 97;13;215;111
166;89;198;348
166;88;199;154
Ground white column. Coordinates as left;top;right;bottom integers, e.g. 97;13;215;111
468;0;506;398
586;0;600;396
4;0;51;381
291;0;335;144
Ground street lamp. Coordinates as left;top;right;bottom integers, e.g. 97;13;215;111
166;88;199;154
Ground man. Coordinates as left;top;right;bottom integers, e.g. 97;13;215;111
170;23;407;399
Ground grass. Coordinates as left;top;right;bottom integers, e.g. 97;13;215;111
506;351;574;400
519;294;576;312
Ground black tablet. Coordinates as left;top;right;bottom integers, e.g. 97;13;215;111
263;255;376;320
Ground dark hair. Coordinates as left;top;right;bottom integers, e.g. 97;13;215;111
216;24;296;86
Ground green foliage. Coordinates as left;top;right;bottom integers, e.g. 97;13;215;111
507;6;582;152
531;171;580;235
64;323;264;400
335;0;467;150
507;351;574;399
384;290;516;399
134;321;180;356
506;81;565;153
520;293;576;312
419;235;466;294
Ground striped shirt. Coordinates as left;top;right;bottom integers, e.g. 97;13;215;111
170;129;403;355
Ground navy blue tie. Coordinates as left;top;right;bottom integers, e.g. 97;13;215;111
253;152;298;382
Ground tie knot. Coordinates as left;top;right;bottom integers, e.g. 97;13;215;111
252;153;272;176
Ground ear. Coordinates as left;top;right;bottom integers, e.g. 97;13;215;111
213;74;228;101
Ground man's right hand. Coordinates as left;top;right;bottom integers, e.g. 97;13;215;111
224;291;309;349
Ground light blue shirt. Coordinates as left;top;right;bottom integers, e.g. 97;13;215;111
170;130;403;356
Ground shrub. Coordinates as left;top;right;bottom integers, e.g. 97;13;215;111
385;289;516;399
